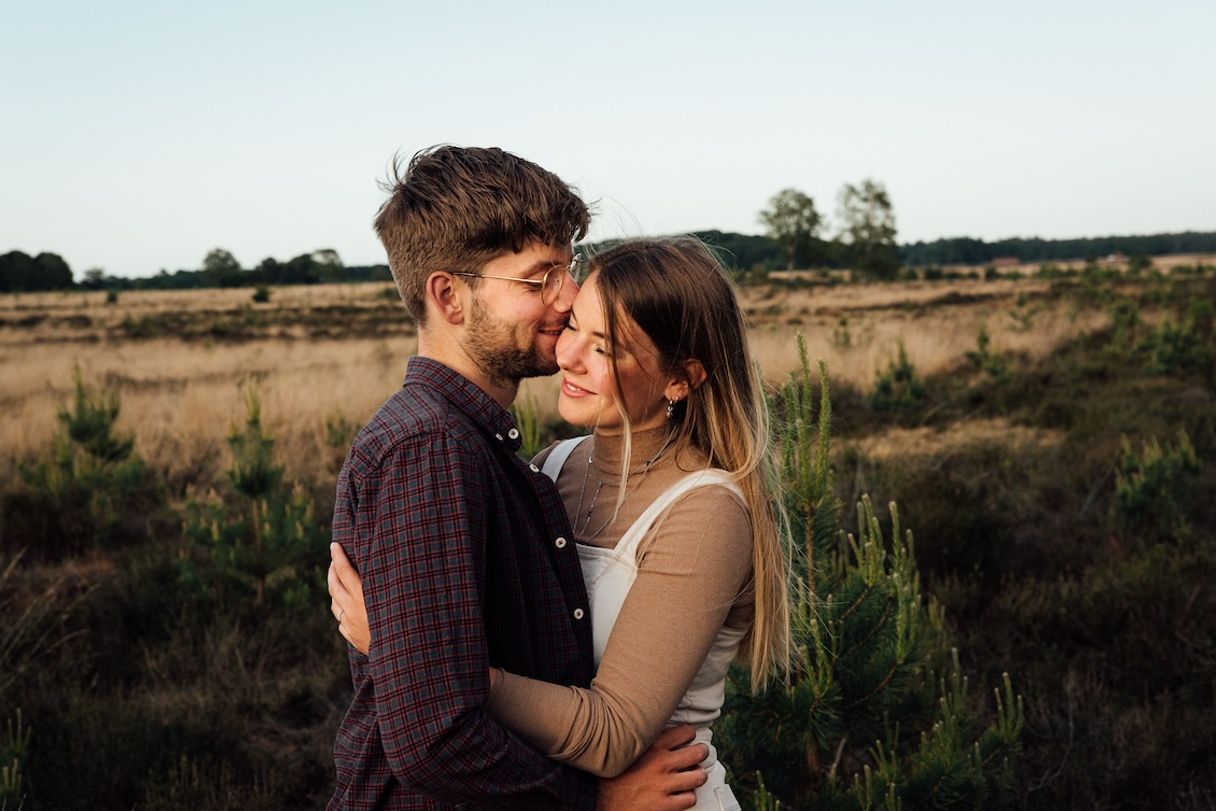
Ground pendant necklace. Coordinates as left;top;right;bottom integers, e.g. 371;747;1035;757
574;434;675;542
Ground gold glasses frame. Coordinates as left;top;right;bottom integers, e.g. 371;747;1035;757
453;251;587;306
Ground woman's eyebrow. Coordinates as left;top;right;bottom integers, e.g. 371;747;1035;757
569;308;608;340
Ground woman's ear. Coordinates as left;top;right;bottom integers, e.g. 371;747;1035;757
663;359;707;403
425;271;465;325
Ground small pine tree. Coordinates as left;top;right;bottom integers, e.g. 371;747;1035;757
717;336;1023;810
58;365;135;462
5;368;158;558
0;708;30;807
1113;429;1201;541
869;342;926;413
183;384;325;610
964;324;1010;384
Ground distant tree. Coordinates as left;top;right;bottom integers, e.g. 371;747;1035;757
81;268;107;289
36;253;74;289
0;251;35;292
311;248;343;269
0;250;74;291
837;179;900;279
759;188;825;270
280;253;322;285
202;248;243;287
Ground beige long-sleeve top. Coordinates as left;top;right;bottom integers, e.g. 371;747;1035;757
485;426;754;777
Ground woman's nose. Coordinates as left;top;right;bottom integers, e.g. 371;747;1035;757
556;332;581;372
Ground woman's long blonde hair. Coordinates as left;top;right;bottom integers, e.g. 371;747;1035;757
591;237;791;690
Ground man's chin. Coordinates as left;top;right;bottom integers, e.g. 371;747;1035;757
520;354;559;379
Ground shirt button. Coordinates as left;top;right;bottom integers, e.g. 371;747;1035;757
494;433;503;441
573;608;585;620
508;428;520;440
529;464;540;472
555;537;567;549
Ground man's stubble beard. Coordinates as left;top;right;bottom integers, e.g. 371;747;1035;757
464;294;558;389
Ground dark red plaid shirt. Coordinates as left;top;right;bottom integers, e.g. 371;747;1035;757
328;357;596;810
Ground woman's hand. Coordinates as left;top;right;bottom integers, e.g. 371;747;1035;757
328;542;370;655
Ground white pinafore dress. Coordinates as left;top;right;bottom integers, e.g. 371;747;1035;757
544;438;746;811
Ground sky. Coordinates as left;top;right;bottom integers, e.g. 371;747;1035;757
2;0;1214;278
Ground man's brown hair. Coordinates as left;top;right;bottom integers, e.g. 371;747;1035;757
374;145;590;324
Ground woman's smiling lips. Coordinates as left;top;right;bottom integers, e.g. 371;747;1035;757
561;378;595;398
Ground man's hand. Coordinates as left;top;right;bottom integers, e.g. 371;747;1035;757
329;542;371;654
597;725;708;811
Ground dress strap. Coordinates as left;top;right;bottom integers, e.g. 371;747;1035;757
612;469;744;563
541;437;588;482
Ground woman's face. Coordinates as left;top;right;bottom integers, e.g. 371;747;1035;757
555;273;674;435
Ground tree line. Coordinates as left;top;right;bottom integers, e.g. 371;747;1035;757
900;230;1216;266
0;248;391;293
5;221;1216;293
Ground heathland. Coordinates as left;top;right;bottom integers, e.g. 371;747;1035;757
1;258;1214;808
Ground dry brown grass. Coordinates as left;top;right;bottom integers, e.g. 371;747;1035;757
738;279;1109;387
846;418;1065;461
0;277;1107;484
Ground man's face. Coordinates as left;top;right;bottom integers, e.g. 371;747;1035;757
462;241;577;385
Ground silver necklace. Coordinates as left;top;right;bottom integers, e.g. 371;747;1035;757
573;434;675;541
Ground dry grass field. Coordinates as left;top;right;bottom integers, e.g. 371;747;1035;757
1;275;1113;486
3;265;1213;810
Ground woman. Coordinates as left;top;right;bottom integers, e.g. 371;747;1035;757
329;237;790;809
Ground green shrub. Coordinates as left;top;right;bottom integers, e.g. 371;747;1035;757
1008;293;1036;332
719;341;1023;810
1108;298;1142;353
104;290;118;305
181;385;327;611
0;708;31;807
1127;254;1154;275
1140;317;1213;378
1;369;162;560
869;341;926;412
1113;430;1201;541
251;285;271;304
964;324;1009;384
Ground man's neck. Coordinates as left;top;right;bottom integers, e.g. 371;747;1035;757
416;331;519;410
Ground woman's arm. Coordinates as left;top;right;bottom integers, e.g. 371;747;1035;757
326;482;752;778
485;485;753;778
329;542;369;653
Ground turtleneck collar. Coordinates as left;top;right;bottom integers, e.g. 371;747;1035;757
590;424;682;474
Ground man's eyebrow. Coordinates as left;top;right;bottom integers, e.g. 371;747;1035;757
521;258;564;277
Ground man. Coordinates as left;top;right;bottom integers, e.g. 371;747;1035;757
328;145;707;810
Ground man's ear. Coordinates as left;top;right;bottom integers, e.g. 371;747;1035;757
425;271;466;325
663;359;707;403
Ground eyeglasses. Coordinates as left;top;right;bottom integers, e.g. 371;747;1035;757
453;251;587;306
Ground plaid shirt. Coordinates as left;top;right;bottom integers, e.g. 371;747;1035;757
328;357;597;810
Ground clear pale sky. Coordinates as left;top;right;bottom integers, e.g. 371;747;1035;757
3;0;1213;278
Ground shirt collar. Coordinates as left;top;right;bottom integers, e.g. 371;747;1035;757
403;356;523;453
